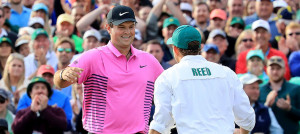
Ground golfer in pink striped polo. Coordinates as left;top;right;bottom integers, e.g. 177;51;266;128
54;5;164;134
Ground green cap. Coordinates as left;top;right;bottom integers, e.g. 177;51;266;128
0;37;12;47
245;24;252;30
246;49;264;60
27;76;52;99
163;17;180;28
289;77;300;86
230;17;245;26
166;25;201;49
31;28;48;40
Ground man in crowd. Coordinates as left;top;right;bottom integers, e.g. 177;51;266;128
145;40;172;70
259;56;300;134
9;0;31;27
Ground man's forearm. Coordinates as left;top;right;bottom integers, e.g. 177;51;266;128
149;129;161;134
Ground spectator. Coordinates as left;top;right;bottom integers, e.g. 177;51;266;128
28;17;44;29
133;29;143;49
53;13;83;53
225;17;245;38
244;0;279;40
17;65;72;131
259;56;300;134
180;3;193;24
9;0;32;28
54;37;75;99
71;5;86;37
235;30;254;58
227;0;244;18
206;0;222;11
239;50;269;85
239;74;283;134
24;28;58;79
206;9;227;39
0;7;18;45
190;2;210;32
12;77;67;134
206;29;236;71
236;19;291;80
244;0;256;16
0;53;29;107
31;1;52;37
289;51;300;77
14;35;31;57
0;118;9;134
98;29;110;46
145;40;172;70
278;21;300;57
0;89;14;134
272;0;288;14
0;37;14;79
201;43;221;63
139;5;151;22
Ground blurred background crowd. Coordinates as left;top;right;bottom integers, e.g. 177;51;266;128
0;0;298;133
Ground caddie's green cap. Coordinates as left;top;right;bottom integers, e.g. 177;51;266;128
166;25;201;49
246;49;264;60
230;17;245;26
27;76;52;99
163;17;180;28
0;37;12;46
31;28;48;40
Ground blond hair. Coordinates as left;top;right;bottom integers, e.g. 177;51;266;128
235;30;253;57
2;53;25;92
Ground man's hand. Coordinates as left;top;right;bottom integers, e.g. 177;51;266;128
13;90;20;106
277;94;291;111
39;94;49;111
31;96;40;112
62;67;84;83
265;90;278;107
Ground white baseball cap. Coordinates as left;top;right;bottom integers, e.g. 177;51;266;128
273;0;288;8
251;19;270;32
28;17;45;27
239;74;263;85
180;3;192;12
83;29;101;41
135;29;142;41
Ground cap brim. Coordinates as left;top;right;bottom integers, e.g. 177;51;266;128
166;38;173;45
111;18;137;25
245;78;263;84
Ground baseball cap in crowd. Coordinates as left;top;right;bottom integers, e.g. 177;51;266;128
135;29;142;40
28;17;45;27
27;77;52;98
180;3;192;12
57;13;74;25
0;118;8;130
202;44;220;54
274;6;295;22
230;17;245;27
32;3;48;14
246;49;264;60
210;9;227;20
107;5;137;26
1;2;10;8
0;88;8;100
0;37;12;47
239;73;263;85
166;25;201;49
208;29;226;39
15;35;31;48
99;29;110;43
31;28;48;40
163;17;180;28
267;56;285;68
83;29;101;41
37;65;55;76
273;0;288;8
251;19;270;32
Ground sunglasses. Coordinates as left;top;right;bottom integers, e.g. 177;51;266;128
270;58;283;63
242;38;253;42
57;48;72;53
0;96;5;104
288;32;300;36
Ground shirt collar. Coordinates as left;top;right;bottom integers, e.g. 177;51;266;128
107;41;138;58
0;29;8;37
180;55;207;62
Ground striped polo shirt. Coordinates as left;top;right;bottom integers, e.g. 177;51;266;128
69;42;164;133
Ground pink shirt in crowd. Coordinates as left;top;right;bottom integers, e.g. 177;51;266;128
69;42;164;134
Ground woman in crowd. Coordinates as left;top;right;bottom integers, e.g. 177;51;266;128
0;37;14;79
234;30;255;58
0;53;30;107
